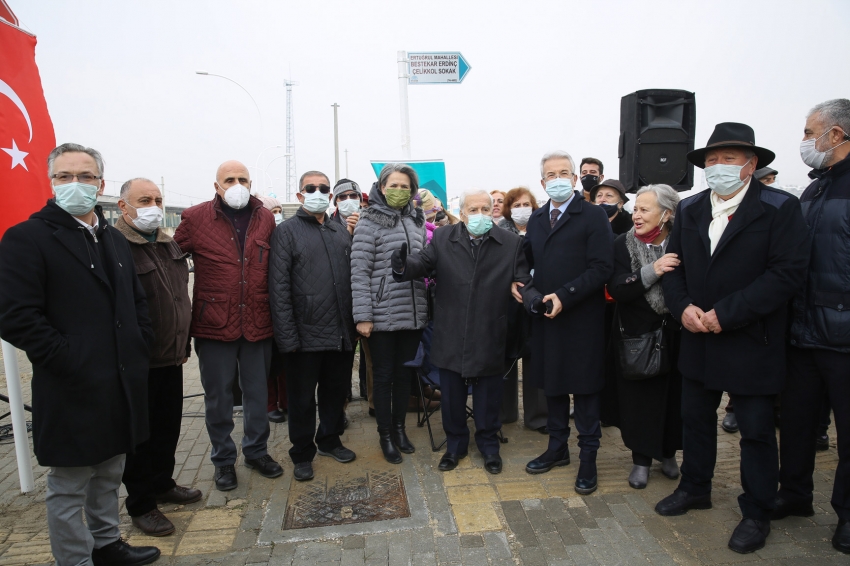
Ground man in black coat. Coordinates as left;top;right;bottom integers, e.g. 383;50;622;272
519;150;614;495
779;98;850;555
0;144;158;565
393;189;533;474
269;170;359;482
656;123;809;555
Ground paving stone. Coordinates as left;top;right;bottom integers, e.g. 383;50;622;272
434;535;460;564
537;530;569;560
567;508;597;530
459;534;484;548
482;532;511;560
566;545;599;566
459;547;488;566
582;497;612;519
525;508;555;534
518;546;548;566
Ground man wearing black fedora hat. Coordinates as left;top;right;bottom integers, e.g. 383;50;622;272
654;122;810;554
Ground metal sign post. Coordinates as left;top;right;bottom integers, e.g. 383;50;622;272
396;50;471;160
2;339;34;492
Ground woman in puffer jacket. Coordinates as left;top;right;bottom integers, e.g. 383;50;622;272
351;163;428;463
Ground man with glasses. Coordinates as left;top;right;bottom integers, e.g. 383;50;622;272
518;150;613;495
174;160;282;491
330;178;362;235
269;171;359;481
0;143;160;565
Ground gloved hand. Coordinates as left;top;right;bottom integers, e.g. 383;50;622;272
391;242;408;273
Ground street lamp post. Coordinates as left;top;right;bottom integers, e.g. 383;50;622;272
331;103;340;183
195;70;264;148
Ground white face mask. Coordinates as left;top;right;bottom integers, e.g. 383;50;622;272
337;198;361;217
125;202;163;232
273;213;283;225
221;183;250;209
704;158;751;196
800;127;850;170
302;190;330;214
511;207;533;226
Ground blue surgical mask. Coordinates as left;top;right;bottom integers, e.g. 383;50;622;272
545;178;574;202
302;190;330;214
704;159;751;196
273;213;283;225
466;213;493;237
53;182;99;216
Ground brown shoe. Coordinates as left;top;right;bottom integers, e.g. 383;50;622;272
132;508;175;537
422;385;442;401
157;485;203;505
408;395;440;412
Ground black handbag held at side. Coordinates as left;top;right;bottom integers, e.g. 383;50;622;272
616;313;670;380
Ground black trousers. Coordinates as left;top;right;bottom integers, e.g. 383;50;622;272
779;346;850;520
283;350;355;464
368;329;422;431
546;393;601;462
440;368;503;456
123;365;183;517
679;376;777;521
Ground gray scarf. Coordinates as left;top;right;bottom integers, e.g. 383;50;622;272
624;228;669;315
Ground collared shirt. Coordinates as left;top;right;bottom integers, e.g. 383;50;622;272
549;190;577;224
75;214;99;241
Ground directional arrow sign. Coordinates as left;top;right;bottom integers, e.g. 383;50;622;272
407;52;471;85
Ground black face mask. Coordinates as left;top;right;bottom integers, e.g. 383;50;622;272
580;175;599;192
599;203;619;218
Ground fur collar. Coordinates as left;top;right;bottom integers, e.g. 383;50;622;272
115;215;173;244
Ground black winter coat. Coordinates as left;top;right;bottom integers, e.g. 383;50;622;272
269;208;357;353
604;233;682;460
397;222;533;378
522;193;614;395
790;154;850;352
0;202;153;467
610;210;634;235
663;181;810;394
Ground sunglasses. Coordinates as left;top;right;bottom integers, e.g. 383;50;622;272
303;184;331;194
336;193;361;202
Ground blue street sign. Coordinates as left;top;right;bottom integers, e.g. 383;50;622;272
407;52;471;85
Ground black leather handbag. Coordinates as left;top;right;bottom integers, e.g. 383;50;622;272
616;314;670;380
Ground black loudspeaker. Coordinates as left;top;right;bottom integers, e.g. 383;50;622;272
619;89;696;192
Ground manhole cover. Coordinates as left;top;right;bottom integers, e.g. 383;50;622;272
283;471;410;529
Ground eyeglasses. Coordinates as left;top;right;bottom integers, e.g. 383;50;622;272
336;193;360;201
302;184;331;194
52;173;102;184
544;171;574;180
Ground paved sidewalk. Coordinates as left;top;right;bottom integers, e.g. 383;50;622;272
0;347;844;565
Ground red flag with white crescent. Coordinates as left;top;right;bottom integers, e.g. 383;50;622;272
0;17;56;238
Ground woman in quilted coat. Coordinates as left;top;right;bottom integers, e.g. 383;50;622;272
351;164;428;463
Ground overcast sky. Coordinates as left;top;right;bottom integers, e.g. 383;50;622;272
12;0;850;208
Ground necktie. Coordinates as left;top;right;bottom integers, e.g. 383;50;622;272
550;208;561;228
470;238;481;260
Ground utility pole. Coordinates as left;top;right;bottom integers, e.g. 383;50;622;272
397;50;411;159
160;176;167;228
332;103;340;183
345;149;349;178
285;80;299;202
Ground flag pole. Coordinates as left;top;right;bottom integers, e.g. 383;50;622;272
2;339;34;492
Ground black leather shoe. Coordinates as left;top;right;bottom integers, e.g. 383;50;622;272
833;519;850;554
721;412;739;433
244;455;283;478
728;518;770;554
91;538;160;566
267;409;287;423
379;430;402;464
655;490;712;516
484;454;502;474
214;465;237;491
525;449;570;474
773;495;814;520
438;452;468;471
157;485;202;505
293;462;314;481
391;423;416;454
574;461;597;495
317;446;356;463
816;433;830;451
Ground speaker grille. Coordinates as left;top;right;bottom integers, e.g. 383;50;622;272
638;128;689;186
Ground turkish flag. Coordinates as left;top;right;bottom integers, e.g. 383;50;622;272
0;18;56;238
